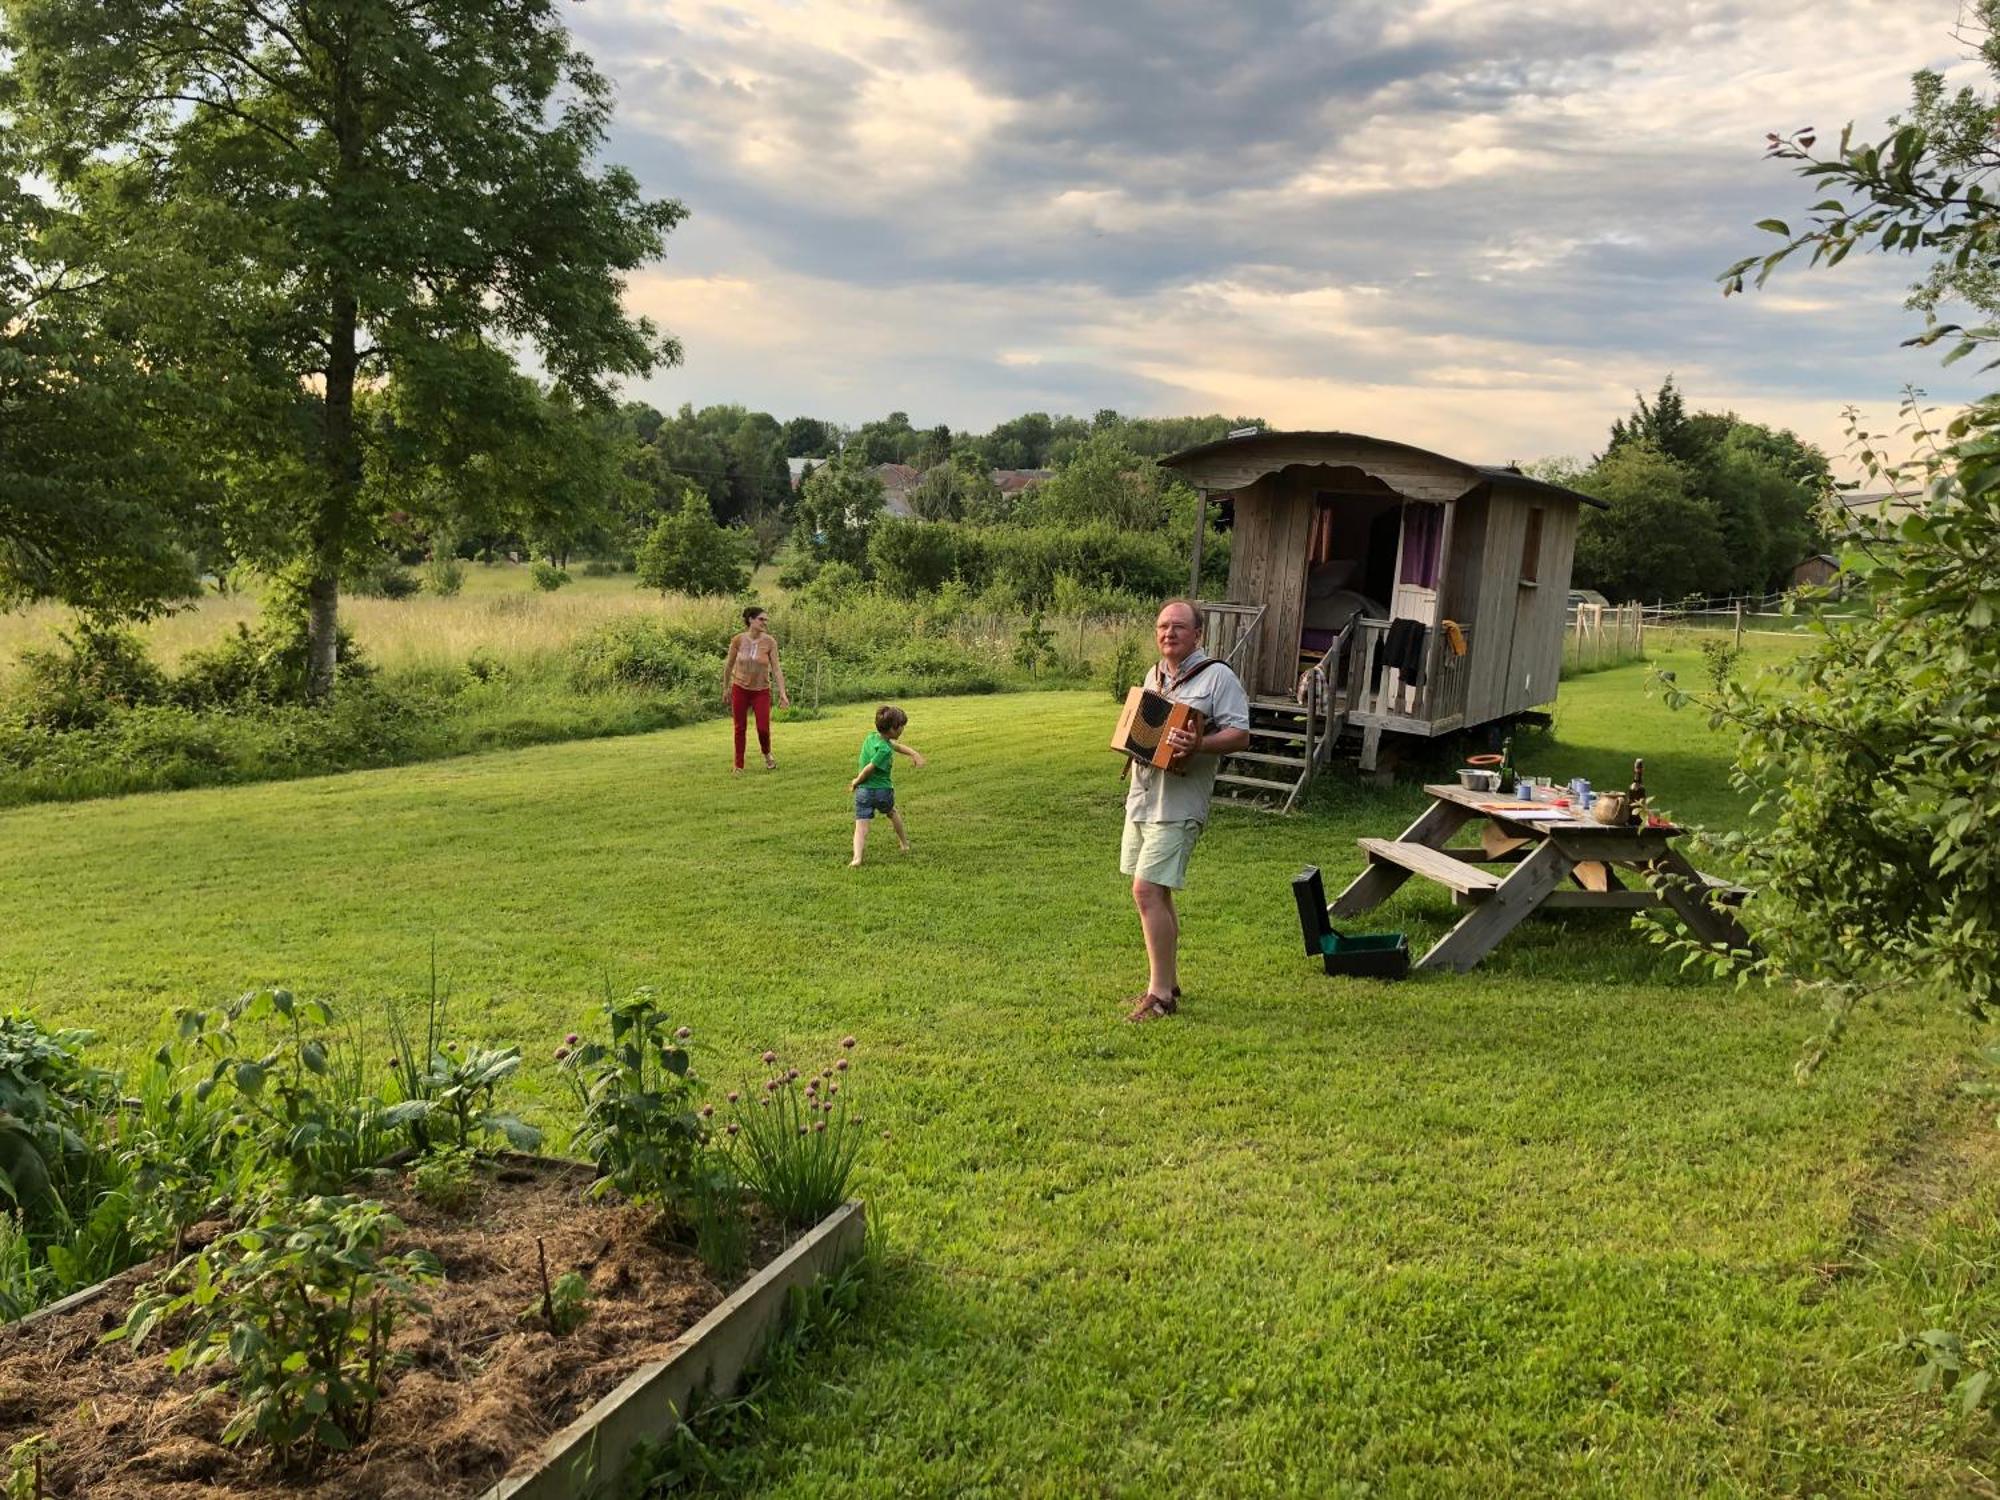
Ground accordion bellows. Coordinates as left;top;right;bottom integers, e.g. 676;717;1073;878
1112;687;1204;773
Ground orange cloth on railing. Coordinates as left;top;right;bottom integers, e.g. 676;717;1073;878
1441;619;1467;655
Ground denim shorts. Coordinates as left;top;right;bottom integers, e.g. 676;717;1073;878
853;785;896;820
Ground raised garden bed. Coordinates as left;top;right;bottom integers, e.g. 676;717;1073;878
0;1154;863;1499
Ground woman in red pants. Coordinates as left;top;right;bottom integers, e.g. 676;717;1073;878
722;606;789;772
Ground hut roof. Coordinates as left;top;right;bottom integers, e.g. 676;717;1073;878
1162;429;1605;509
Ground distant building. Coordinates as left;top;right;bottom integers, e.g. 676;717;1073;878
992;469;1053;497
872;463;921;519
1791;553;1841;590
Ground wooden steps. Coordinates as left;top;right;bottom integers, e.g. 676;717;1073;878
1229;750;1309;769
1217;771;1299;795
1211;697;1345;815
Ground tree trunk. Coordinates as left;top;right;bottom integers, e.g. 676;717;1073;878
305;570;340;702
309;34;365;706
308;289;361;703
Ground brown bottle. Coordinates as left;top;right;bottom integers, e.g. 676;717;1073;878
1626;757;1646;826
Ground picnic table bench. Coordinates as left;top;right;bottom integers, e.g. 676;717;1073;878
1328;783;1750;974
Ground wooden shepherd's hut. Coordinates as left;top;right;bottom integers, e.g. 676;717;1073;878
1161;429;1602;809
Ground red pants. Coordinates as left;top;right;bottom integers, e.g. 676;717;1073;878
731;684;771;767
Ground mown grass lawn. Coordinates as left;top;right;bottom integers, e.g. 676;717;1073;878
0;646;1989;1495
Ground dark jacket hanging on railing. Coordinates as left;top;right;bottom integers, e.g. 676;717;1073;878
1370;618;1429;693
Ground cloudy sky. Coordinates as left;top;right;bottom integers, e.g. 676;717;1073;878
571;0;1980;474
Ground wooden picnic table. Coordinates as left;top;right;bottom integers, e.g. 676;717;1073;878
1329;783;1750;974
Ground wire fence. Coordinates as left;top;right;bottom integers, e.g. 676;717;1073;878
1561;591;1828;675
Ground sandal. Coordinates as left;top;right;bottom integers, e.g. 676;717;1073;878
1124;992;1178;1023
1121;985;1181;1009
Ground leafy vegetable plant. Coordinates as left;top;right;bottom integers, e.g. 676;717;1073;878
383;957;541;1153
559;986;703;1208
118;1195;439;1474
0;1014;114;1231
384;1044;540;1154
182;989;395;1193
408;1145;481;1214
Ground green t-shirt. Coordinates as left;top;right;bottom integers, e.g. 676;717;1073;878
856;730;895;789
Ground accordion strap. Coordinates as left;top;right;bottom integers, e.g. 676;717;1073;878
1147;657;1224;695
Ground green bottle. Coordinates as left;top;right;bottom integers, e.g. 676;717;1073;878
1498;734;1515;787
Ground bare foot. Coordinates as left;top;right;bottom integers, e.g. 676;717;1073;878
764;755;777;770
848;858;863;868
732;766;743;776
897;842;911;854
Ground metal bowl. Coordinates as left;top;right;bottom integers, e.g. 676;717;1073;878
1457;768;1501;792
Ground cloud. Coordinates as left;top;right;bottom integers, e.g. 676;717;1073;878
570;0;1984;479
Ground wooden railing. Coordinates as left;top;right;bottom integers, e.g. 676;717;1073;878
1199;601;1266;679
1343;618;1474;725
1425;624;1473;727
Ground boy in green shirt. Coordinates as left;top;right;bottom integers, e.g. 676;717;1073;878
848;704;926;866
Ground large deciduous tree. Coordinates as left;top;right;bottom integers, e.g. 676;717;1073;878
2;0;684;700
0;123;217;616
1569;441;1731;603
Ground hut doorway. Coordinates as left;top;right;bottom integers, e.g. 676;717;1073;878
1389;501;1447;627
1300;488;1398;680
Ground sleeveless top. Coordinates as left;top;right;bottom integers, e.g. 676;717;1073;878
729;632;775;691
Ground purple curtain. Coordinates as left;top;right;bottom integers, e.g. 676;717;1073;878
1398;503;1444;588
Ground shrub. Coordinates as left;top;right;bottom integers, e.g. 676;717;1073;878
1660;405;2000;1040
175;605;373;708
569;618;707;694
725;1036;863;1230
580;559;621;577
1699;637;1743;694
775;550;820;591
872;638;990;683
636;487;750;597
1012;612;1056;676
531;561;571;592
348;552;422;600
121;1195;440;1474
867;519;988;598
121;1041;244;1259
424;534;466;597
9;621;168;730
1106;635;1144;699
792;561;865;611
978;522;1182;606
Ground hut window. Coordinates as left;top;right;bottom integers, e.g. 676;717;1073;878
1398;503;1445;589
1520;507;1544;583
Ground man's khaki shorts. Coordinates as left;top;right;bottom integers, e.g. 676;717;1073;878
1120;818;1204;890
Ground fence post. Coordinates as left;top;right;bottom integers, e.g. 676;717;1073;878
1634;601;1645;656
1733;599;1744;649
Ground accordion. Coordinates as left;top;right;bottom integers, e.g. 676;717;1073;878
1112;687;1204;773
